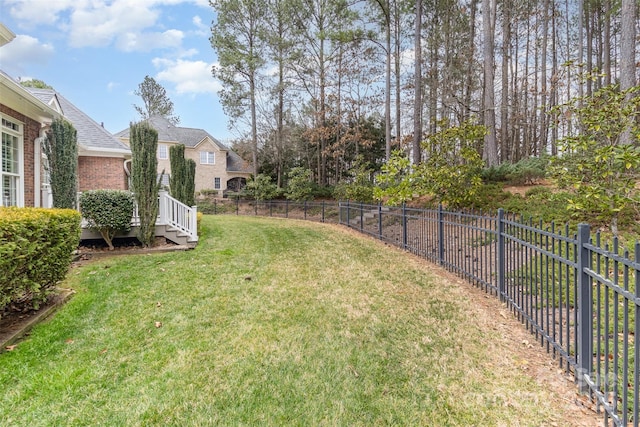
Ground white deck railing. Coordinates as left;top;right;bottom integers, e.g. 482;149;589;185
128;191;198;242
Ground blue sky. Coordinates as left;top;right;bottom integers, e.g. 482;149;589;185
0;0;235;140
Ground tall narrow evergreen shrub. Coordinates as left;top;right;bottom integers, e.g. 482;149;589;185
43;119;78;209
169;144;196;206
169;144;186;202
185;159;196;206
129;121;161;247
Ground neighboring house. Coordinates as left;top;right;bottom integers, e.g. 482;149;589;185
26;88;131;194
115;115;252;196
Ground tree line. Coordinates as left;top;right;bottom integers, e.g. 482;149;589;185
210;0;638;187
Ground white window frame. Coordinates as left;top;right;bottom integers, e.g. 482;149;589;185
1;115;24;207
200;151;215;165
158;144;168;160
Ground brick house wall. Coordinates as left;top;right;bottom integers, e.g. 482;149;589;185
0;104;39;207
78;156;128;191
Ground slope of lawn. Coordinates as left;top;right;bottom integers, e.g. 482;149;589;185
0;216;585;426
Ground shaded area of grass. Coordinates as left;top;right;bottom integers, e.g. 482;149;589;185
1;216;580;425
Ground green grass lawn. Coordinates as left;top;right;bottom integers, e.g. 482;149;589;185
0;216;584;426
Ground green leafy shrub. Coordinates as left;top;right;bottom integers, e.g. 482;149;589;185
79;190;135;250
130;121;161;247
550;84;640;235
43;119;78;209
376;120;485;208
0;207;80;316
242;174;282;201
285;167;315;202
334;156;375;202
508;156;548;185
482;156;548;185
481;163;514;183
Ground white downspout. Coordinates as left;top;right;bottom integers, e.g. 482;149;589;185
34;129;45;207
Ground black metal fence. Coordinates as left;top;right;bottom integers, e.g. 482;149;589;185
210;198;639;426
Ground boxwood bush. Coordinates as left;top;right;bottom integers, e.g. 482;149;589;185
0;207;81;316
79;190;135;250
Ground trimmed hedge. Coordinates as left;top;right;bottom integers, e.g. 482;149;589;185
80;190;135;250
0;207;81;316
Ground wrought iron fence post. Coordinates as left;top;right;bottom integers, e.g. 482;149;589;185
214;198;217;215
304;200;307;220
497;208;505;301
438;204;444;265
577;223;593;394
235;196;239;215
360;202;364;232
402;202;407;250
378;202;383;240
285;200;289;218
635;242;640;424
322;201;325;222
346;200;350;227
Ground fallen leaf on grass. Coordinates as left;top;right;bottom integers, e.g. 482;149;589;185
155;321;163;328
65;338;74;344
5;345;17;351
156;302;162;308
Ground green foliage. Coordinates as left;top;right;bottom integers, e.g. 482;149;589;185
79;190;135;250
550;84;640;234
20;78;53;89
482;156;548;185
134;75;179;125
333;156;375;202
374;150;414;205
169;145;196;206
129;121;161;247
375;121;486;208
243;174;281;201
43;119;78;209
184;159;196;207
0;207;80;315
285;167;314;202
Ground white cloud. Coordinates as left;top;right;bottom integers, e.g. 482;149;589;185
192;15;209;36
116;29;184;52
153;57;221;95
0;35;55;77
107;82;120;91
3;0;78;27
68;1;160;48
4;0;208;50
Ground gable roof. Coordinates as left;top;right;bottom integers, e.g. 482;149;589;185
0;70;60;124
116;115;228;149
115;115;252;173
27;88;130;156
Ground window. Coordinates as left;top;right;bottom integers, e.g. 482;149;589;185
200;151;215;165
158;144;168;160
1;117;22;207
214;177;221;189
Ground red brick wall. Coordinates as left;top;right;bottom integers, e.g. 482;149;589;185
0;104;40;207
78;156;128;191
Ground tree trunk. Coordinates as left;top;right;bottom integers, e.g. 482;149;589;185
412;0;423;164
482;0;498;166
620;0;637;145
